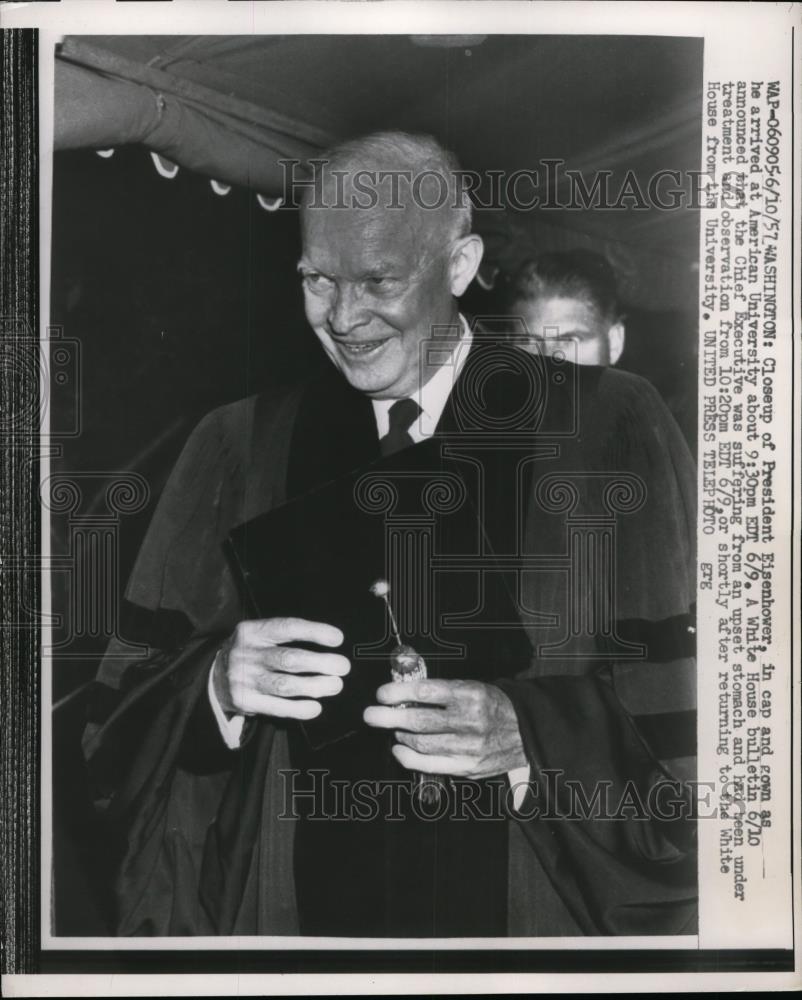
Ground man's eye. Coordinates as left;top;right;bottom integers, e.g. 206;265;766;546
365;276;400;295
302;272;332;290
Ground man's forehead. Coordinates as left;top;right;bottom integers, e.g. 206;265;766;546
301;203;431;270
516;295;606;331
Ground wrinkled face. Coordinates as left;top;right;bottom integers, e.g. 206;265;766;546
299;202;457;399
511;295;622;366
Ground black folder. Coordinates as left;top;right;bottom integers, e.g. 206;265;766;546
226;437;532;749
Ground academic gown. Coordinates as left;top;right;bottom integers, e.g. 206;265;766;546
81;342;698;937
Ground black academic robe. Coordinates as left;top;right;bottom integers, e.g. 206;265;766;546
82;343;697;937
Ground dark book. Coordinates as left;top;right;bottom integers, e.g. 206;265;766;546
225;437;532;749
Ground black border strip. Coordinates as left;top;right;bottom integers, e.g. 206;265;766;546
37;948;794;975
0;26;40;978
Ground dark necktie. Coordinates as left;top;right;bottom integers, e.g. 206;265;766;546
379;397;422;457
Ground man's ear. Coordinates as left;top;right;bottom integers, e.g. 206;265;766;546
607;321;625;365
447;234;484;297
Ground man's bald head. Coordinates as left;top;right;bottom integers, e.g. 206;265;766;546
300;131;472;251
296;131;483;400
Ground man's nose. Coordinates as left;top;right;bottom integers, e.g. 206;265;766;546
328;283;370;337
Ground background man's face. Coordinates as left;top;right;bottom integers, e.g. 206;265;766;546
511;295;620;366
299;202;456;399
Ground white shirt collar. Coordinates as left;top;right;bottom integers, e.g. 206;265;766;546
372;315;472;442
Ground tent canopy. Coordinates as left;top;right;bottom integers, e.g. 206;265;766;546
55;34;703;309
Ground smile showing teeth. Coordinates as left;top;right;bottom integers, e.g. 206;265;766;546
340;339;388;356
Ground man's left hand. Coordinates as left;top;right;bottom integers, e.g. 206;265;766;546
363;679;527;780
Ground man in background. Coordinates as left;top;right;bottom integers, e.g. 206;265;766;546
501;249;625;366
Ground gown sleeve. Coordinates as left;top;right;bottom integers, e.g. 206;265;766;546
83;401;252;795
496;370;698;935
81;395;296;936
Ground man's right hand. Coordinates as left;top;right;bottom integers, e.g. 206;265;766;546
212;617;350;720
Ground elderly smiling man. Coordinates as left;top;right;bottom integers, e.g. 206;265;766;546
84;132;698;938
